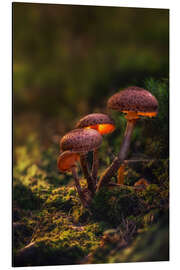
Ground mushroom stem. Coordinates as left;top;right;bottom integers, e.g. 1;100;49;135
80;154;95;195
96;119;136;191
92;148;99;185
71;167;88;208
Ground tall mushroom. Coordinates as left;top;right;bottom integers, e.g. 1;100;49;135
57;150;88;207
97;86;158;190
75;113;115;182
60;128;102;195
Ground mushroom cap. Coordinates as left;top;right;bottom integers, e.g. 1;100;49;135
60;128;103;153
107;86;158;115
57;150;79;172
75;113;115;135
76;113;114;128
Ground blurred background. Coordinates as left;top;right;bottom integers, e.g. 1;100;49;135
13;3;169;148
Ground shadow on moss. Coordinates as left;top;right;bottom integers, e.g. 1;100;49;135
82;212;169;264
13;240;84;267
90;187;144;226
13;181;43;210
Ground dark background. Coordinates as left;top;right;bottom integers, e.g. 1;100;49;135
13;3;169;151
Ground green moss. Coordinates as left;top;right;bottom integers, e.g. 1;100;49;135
84;212;169;264
13;175;105;266
138;183;169;210
13;240;85;266
13;181;43;210
91;187;143;226
45;186;80;212
13;222;33;250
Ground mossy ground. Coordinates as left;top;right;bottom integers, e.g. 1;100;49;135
13;133;169;266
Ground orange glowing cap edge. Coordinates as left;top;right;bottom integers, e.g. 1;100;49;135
123;110;157;119
85;123;115;135
57;151;80;172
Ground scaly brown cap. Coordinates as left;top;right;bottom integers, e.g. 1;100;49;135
57;151;79;172
75;113;115;135
107;86;158;117
60;128;102;153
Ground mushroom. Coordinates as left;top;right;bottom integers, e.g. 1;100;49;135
76;113;115;135
57;150;87;207
117;163;126;185
97;86;158;190
60;128;102;195
57;150;80;173
75;113;115;182
134;178;149;191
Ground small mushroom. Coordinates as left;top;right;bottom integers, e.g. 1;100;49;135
76;113;115;135
97;86;158;190
57;150;87;207
117;163;126;185
76;113;115;182
60;128;102;194
60;128;102;153
134;178;149;191
57;150;80;173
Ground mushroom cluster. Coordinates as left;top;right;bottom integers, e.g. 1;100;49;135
58;128;103;206
57;86;158;208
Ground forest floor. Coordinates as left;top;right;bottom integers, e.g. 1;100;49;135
13;137;169;266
